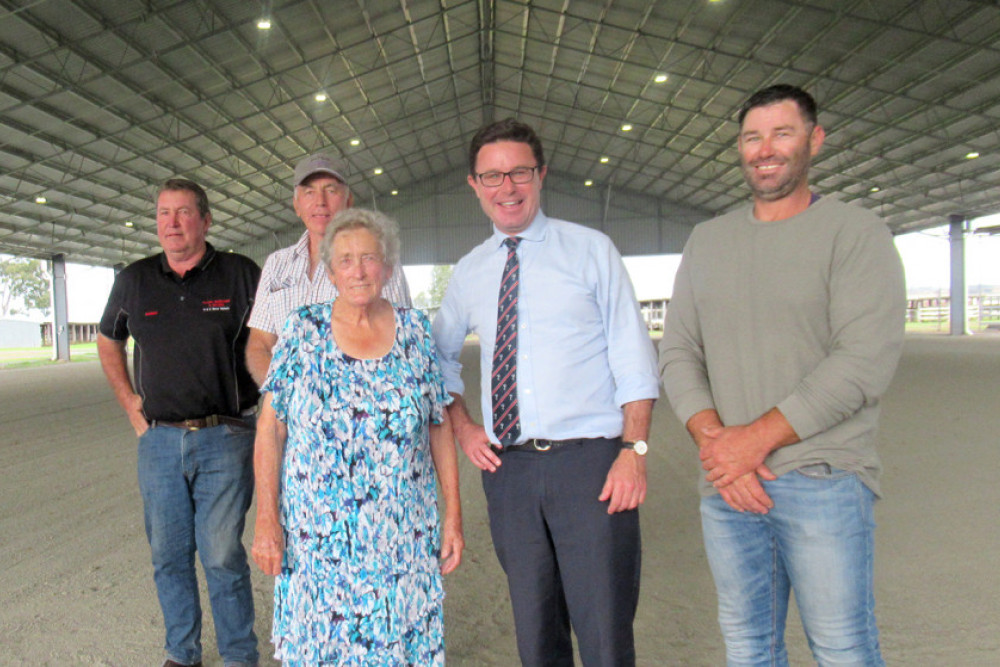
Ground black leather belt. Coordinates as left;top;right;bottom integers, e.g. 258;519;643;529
492;438;584;454
150;413;252;431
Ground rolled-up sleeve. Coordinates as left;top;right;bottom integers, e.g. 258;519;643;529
431;266;470;396
598;241;660;406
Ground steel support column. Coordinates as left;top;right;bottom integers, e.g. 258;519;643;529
50;253;70;360
949;215;970;336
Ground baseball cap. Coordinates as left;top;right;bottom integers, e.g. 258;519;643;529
293;153;348;188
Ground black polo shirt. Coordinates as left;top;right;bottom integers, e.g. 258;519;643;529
100;243;261;422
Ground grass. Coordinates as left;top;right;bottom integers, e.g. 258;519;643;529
0;342;99;369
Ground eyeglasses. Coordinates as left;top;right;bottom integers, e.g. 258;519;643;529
475;166;538;187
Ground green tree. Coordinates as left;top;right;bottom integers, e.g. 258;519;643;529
0;257;51;317
428;264;454;305
414;264;454;310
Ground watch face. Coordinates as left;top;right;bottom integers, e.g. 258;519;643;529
627;440;648;455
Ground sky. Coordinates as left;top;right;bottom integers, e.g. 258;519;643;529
892;217;1000;293
4;214;999;323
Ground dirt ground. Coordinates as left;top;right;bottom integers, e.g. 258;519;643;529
1;335;998;666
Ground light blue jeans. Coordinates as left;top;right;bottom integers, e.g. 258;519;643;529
700;464;884;667
137;420;258;666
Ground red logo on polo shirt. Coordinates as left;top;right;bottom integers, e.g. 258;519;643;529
202;298;231;312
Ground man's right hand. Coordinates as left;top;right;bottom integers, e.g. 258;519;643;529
125;393;149;437
454;419;502;472
717;470;775;514
446;395;502;472
97;334;151;437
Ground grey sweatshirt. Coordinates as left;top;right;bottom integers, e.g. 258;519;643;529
659;196;905;496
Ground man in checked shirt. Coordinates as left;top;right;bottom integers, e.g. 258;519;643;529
245;153;411;385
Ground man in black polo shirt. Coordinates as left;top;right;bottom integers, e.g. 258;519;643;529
97;178;261;667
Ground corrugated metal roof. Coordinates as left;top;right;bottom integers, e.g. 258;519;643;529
1;0;997;267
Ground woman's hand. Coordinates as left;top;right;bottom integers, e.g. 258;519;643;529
429;411;464;574
439;513;464;574
252;395;287;576
251;513;285;576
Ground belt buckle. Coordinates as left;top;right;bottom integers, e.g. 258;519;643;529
533;439;552;451
185;419;200;431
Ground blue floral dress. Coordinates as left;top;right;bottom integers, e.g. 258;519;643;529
262;303;452;666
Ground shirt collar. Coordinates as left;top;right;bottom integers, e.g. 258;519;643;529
491;210;548;248
292;231;311;259
158;242;216;277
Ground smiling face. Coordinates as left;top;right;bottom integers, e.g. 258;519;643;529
467;140;547;236
156;188;210;260
738;99;824;204
326;226;389;308
293;174;353;238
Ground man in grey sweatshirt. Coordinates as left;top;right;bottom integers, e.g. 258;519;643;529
659;84;904;666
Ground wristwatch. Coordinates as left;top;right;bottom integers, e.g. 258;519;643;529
622;440;648;456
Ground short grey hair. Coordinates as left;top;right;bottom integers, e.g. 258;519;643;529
320;207;401;271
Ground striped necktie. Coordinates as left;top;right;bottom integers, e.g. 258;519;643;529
492;236;521;446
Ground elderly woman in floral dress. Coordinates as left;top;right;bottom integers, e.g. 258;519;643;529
251;207;463;665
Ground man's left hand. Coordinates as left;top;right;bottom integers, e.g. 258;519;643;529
598;448;647;514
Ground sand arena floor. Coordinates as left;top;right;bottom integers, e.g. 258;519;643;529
1;335;998;665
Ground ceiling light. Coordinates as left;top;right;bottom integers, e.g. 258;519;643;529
965;151;980;159
124;221;134;227
870;186;881;193
391;190;398;196
599;156;609;164
257;19;271;30
621;123;633;132
350;138;361;146
373;167;383;175
584;180;594;187
315;93;327;102
35;196;46;204
654;74;668;84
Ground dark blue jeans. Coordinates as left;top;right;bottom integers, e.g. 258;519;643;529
137;421;258;666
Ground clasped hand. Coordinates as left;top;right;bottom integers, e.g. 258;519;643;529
699;424;775;513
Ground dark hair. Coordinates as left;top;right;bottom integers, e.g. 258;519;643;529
159;178;211;218
468;118;546;175
737;84;818;128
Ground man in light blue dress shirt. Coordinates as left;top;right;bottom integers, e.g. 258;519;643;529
433;119;659;666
